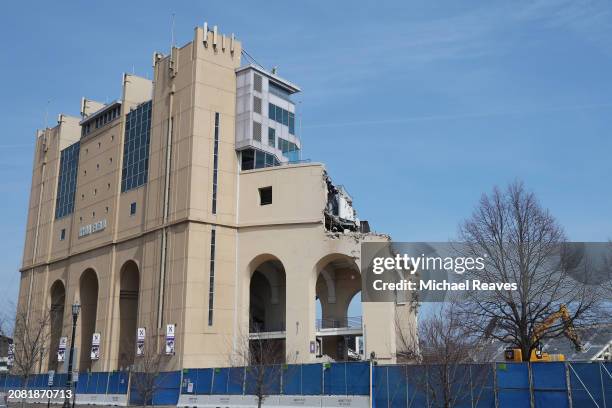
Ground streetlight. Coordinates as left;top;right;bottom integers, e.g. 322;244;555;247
63;301;80;408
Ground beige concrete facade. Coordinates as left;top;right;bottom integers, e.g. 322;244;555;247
16;25;416;374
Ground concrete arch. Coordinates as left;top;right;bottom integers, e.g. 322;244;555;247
48;280;66;371
313;253;362;361
313;253;361;318
117;260;140;370
246;253;287;278
313;253;360;281
248;254;287;333
78;268;99;372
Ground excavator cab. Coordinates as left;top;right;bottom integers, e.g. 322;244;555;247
504;347;522;362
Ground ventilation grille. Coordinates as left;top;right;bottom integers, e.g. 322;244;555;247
253;74;262;92
253;121;262;142
253;96;262;114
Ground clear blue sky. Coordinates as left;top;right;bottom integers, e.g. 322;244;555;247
1;0;611;313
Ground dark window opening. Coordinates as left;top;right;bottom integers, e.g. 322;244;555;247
259;187;272;205
60;229;66;241
212;113;220;214
241;149;255;171
208;229;216;326
241;149;279;171
130;202;137;216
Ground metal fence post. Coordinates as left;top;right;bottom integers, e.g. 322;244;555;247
565;362;573;408
425;365;430;408
126;370;132;405
405;365;409;408
600;362;606;408
528;363;535;408
493;363;499;408
469;365;474;408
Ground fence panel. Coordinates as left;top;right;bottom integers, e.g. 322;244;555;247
51;373;68;389
211;368;230;394
405;365;427;408
471;364;495;408
324;362;347;395
569;362;604;408
496;362;531;407
388;365;407;408
532;362;568;408
301;364;323;395
604;363;612;407
194;368;213;395
346;362;370;395
282;364;302;395
151;370;181;406
75;373;88;394
373;366;389;408
106;371;128;394
228;367;245;394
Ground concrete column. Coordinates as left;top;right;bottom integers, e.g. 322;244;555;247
284;258;317;364
362;302;397;363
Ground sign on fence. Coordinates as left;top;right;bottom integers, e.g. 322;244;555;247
166;324;175;355
91;333;101;360
136;327;145;356
58;336;67;362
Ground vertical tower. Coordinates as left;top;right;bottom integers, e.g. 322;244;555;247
145;25;242;368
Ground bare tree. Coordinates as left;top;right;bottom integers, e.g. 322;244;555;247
229;327;288;408
458;181;605;361
396;301;493;408
11;307;51;387
130;342;166;407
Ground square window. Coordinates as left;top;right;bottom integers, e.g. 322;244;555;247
60;229;66;241
130;202;137;216
259;186;272;205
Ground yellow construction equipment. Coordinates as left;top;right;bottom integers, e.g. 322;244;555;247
504;305;582;362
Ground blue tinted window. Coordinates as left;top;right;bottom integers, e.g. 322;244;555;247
278;138;300;162
55;142;80;219
268;127;275;147
268;103;275;121
289;113;295;135
268;103;296;135
121;101;152;192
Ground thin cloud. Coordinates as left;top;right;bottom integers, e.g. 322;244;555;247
303;102;612;130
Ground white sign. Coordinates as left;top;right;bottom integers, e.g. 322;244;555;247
58;336;67;362
165;324;175;355
48;370;55;386
90;332;101;360
79;219;107;238
136;327;146;356
7;343;14;367
137;327;146;341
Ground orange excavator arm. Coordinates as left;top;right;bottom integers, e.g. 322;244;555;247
532;304;582;352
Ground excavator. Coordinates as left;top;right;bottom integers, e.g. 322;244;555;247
504;304;582;362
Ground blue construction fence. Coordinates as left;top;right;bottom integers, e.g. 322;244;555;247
0;361;609;407
373;362;612;408
0;361;369;405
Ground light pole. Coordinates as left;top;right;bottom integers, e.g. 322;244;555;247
63;301;80;408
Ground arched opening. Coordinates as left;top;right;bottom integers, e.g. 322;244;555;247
79;269;98;372
248;256;286;363
314;255;362;361
118;261;139;370
48;280;66;371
